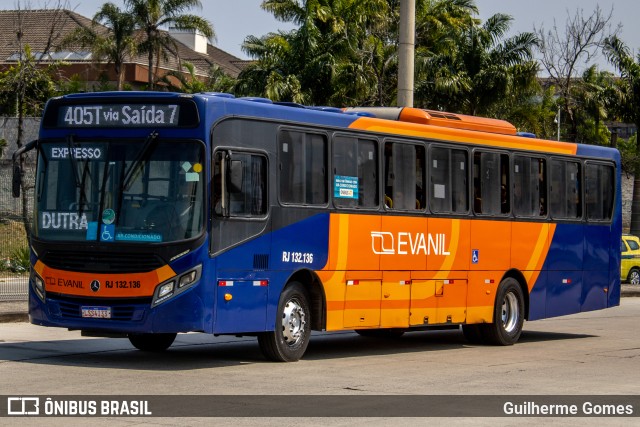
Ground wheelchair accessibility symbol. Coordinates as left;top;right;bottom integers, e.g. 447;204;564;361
472;249;479;264
100;224;115;242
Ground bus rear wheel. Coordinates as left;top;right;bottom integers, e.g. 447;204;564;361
128;333;177;352
258;282;311;362
481;278;525;346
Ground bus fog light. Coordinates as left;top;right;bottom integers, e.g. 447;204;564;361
158;281;175;298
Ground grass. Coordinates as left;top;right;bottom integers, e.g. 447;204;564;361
0;219;29;276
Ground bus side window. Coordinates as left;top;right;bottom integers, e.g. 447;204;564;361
430;146;468;214
585;163;614;221
385;141;424;211
550;159;581;219
333;136;378;208
473;151;509;215
513;156;546;217
279;130;327;205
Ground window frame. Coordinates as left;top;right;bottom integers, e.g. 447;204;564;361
277;127;329;208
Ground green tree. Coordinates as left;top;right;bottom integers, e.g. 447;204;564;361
124;0;215;90
62;2;136;91
158;62;236;93
604;35;640;235
416;12;538;116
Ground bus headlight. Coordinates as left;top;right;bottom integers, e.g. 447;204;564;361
158;281;175;298
152;264;202;307
32;271;45;301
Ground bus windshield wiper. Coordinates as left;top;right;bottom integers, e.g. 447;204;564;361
66;135;89;213
121;131;158;192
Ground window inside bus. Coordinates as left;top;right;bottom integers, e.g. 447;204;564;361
34;139;205;243
550;159;582;219
585;162;614;221
332;135;378;208
473;151;510;215
513;156;547;217
384;141;425;210
279;130;327;205
429;146;469;214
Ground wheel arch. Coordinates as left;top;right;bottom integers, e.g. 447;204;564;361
285;269;326;331
501;269;530;321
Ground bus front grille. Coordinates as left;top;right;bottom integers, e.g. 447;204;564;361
42;251;165;273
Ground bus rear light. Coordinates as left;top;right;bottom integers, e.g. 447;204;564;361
485;279;494;284
400;280;411;285
347;280;359;286
253;280;268;287
218;280;234;287
562;279;572;284
444;280;454;284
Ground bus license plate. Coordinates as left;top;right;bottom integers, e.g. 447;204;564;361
81;306;112;319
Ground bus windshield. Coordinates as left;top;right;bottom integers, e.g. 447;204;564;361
34;138;205;243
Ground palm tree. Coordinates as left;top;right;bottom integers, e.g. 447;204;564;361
124;0;214;90
62;3;136;91
604;35;640;235
416;12;538;116
158;62;236;93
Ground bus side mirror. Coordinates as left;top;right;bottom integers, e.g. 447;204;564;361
11;139;38;198
12;163;22;198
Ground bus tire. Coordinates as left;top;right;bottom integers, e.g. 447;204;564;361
481;278;525;346
355;328;405;338
128;333;177;352
258;282;310;362
461;324;485;344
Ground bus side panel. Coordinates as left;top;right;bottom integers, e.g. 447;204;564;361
214;232;272;334
581;224;611;312
545;223;584;318
321;213;381;331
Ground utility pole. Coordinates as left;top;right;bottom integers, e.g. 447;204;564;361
398;0;415;108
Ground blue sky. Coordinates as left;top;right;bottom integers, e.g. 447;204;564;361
4;0;639;68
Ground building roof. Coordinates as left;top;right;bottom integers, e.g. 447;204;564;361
0;9;248;79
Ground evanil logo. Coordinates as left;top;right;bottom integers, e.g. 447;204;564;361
371;231;450;256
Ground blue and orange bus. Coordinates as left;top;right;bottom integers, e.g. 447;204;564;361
13;92;621;361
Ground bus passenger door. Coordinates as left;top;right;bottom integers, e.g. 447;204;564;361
380;271;411;328
343;272;381;328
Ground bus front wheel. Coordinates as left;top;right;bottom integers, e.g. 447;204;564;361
481;278;525;346
258;282;311;362
128;333;177;352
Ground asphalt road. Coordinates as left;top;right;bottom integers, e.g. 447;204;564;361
0;299;639;426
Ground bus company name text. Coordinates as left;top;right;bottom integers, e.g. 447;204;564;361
371;231;451;256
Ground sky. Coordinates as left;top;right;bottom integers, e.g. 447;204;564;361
4;0;640;67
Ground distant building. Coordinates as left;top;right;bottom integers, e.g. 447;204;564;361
0;9;248;90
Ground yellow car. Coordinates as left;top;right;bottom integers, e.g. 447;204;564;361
621;234;640;285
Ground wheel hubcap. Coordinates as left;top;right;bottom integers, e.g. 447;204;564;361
501;292;519;333
281;298;306;346
631;271;640;285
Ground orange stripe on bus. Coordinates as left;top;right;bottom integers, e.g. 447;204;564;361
35;260;176;298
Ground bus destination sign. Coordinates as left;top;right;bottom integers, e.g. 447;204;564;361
58;104;180;128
